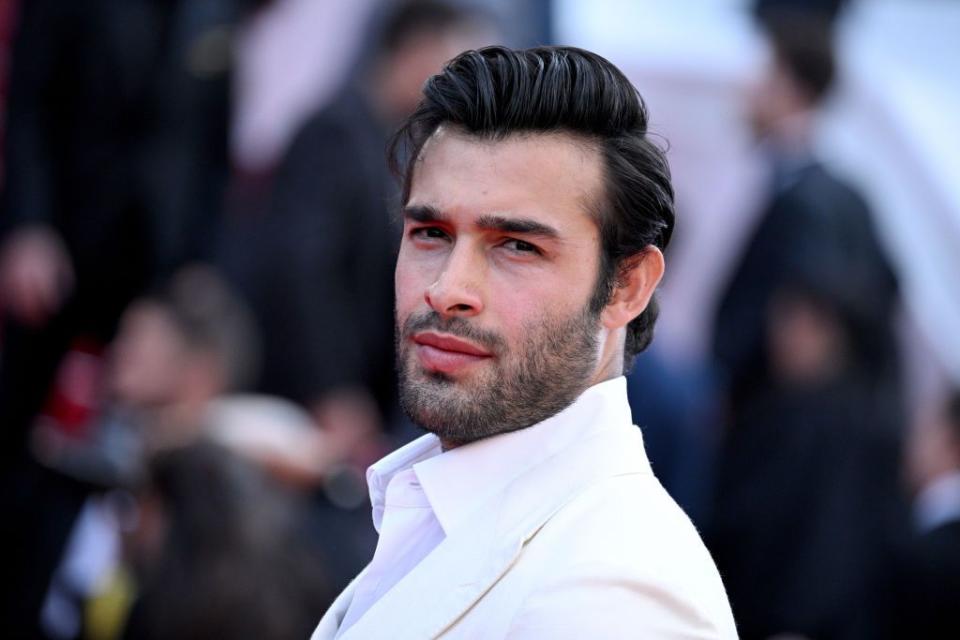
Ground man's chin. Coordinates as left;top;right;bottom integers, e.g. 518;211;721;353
404;366;475;399
399;371;476;429
421;368;455;385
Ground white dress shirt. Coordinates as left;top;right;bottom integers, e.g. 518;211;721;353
336;451;443;635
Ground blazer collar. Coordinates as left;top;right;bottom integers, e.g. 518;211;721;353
320;378;651;640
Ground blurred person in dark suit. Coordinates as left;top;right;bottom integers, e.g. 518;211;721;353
707;8;906;640
712;8;900;419
882;390;960;638
710;282;906;640
0;2;259;634
0;0;257;458
221;0;495;463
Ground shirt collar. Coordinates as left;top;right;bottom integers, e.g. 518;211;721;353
365;433;442;533
365;376;633;536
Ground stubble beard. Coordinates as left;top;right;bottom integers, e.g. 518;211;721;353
396;306;600;447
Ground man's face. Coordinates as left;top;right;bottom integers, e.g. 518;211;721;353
395;128;609;446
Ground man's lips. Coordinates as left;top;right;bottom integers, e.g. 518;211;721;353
412;332;492;374
413;332;491;356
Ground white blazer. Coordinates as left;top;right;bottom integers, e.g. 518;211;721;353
313;384;738;639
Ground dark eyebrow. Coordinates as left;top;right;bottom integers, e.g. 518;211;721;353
403;204;447;224
475;214;559;239
403;206;560;239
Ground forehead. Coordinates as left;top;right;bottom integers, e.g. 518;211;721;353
407;128;604;235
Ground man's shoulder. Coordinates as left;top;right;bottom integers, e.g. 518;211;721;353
500;418;708;570
498;472;737;637
533;470;715;572
775;162;870;220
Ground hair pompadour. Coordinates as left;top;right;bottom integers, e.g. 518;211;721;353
389;46;674;370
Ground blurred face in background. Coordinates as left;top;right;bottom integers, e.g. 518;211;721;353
394;129;611;447
110;302;191;409
767;291;849;386
379;23;497;120
746;53;808;141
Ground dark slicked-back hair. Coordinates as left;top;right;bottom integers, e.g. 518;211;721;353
389;46;674;370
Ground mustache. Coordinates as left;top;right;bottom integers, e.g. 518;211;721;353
400;311;506;355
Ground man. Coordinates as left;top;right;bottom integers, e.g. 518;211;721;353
707;9;903;640
312;46;737;639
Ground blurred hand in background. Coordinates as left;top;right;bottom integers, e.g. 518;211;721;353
0;225;73;327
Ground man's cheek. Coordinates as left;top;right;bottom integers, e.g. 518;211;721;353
394;262;420;311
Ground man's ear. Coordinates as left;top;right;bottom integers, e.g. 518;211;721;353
601;246;665;330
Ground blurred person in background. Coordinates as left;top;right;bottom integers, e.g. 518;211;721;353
0;0;256;460
104;267;377;596
118;442;331;640
881;390;960;638
707;7;906;639
0;1;260;633
23;266;254;639
33;266;262;488
220;0;497;466
712;5;900;422
31;268;356;639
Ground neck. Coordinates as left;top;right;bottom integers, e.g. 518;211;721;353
590;330;625;387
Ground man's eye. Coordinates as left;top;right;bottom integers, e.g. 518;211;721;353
411;227;448;241
503;239;541;255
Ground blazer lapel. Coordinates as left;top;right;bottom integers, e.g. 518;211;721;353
337;423;649;640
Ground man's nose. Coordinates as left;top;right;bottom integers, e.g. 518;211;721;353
424;245;484;318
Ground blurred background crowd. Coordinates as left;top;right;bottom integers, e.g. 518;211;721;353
0;0;956;638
